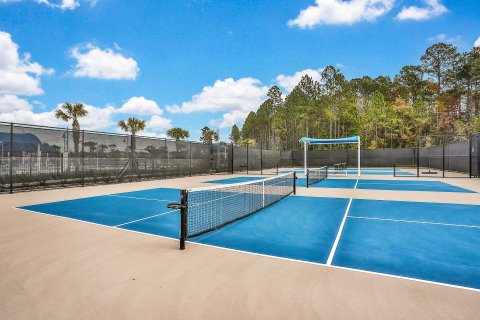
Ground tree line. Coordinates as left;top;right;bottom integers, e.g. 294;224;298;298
232;43;480;150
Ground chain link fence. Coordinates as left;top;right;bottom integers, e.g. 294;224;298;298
0;122;283;194
0;122;477;194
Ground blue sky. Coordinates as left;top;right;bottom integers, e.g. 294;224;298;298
0;0;479;140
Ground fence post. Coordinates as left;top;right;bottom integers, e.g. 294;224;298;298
189;141;192;177
231;143;234;174
61;153;64;186
260;142;263;175
291;149;294;168
469;135;472;178
9;123;13;194
442;136;445;178
164;139;167;180
416;140;420;178
82;130;85;187
246;143;249;174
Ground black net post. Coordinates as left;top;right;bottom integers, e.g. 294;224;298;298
179;189;188;250
293;171;297;195
9;123;13;194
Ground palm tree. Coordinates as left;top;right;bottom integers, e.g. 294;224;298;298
167;127;190;141
200;126;220;173
200;126;220;145
55;102;88;153
118;117;146;151
55;102;88;172
117;117;146;177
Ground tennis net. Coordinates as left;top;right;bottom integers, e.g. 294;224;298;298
306;166;328;188
177;171;296;249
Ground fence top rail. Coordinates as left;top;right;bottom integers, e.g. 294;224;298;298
0;121;234;145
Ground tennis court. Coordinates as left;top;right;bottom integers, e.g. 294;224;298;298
208;176;475;193
18;171;480;291
281;167;415;176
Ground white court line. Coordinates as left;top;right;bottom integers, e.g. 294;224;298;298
358;181;451;187
107;194;176;202
348;215;480;229
114;209;178;227
326;178;358;265
14;207;480;293
326;197;354;265
186;240;480;293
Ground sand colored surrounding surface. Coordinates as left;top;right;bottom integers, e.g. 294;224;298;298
1;170;479;319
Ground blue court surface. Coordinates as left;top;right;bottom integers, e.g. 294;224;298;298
280;168;415;176
193;196;348;263
208;176;475;193
205;176;264;184
18;187;480;290
20;188;181;238
300;178;475;193
333;200;480;289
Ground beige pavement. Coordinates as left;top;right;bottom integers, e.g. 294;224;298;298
1;172;479;320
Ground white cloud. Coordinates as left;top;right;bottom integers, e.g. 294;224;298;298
0;109;62;126
80;103;117;130
0;95;174;133
0;105;113;131
288;0;395;28
35;0;79;10
146;115;172;133
0;103;116;130
427;33;461;44
475;37;480;48
1;101;118;129
0;94;32;113
396;0;447;21
209;109;251;129
119;96;163;115
3;0;98;9
70;44;139;80
0;31;53;96
166;77;268;128
276;68;323;93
